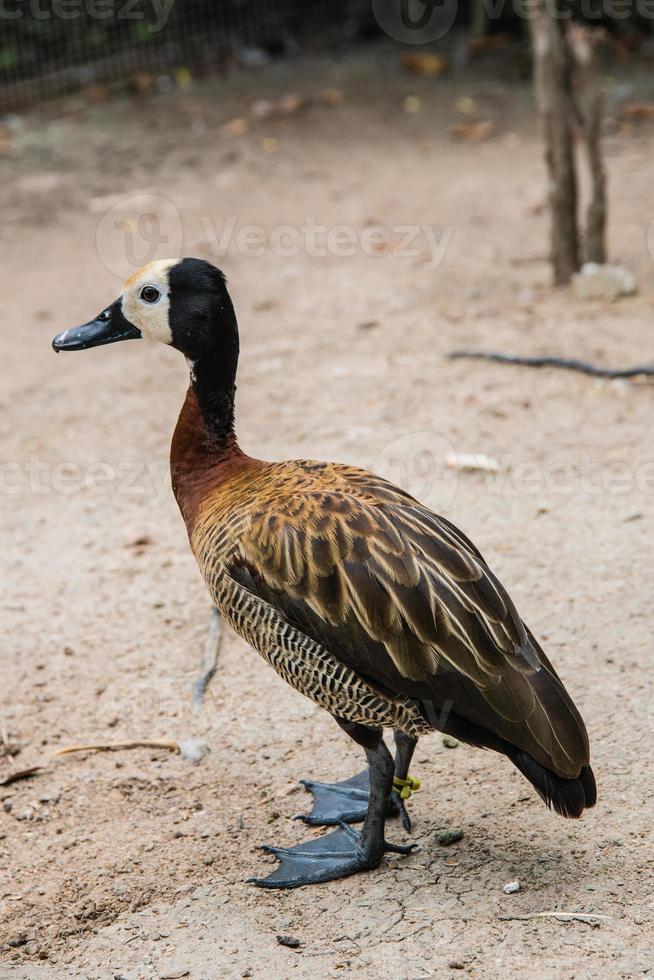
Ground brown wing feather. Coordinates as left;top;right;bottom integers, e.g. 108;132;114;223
235;463;590;777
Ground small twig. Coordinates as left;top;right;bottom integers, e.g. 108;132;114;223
448;350;654;379
0;766;44;787
498;911;611;926
52;740;180;757
193;607;222;707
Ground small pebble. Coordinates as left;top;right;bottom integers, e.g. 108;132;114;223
436;827;464;846
178;738;210;762
442;736;459;749
158;966;190;979
448;962;465;970
38;788;61;804
276;935;301;949
503;880;521;894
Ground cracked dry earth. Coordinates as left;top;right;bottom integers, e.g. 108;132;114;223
1;48;653;979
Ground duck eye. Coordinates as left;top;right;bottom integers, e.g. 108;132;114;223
140;285;161;304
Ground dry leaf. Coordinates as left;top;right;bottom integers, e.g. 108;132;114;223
319;88;344;107
401;52;448;77
446;452;499;473
251;99;275;121
174;66;192;91
85;84;108;104
130;72;155;96
456;96;477;116
126;534;153;549
223;117;249;137
449;120;495;142
404;95;422;114
277;93;305;116
0;124;13;156
619;102;654;122
469;34;510;57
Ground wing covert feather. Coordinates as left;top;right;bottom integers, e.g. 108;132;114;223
233;465;588;774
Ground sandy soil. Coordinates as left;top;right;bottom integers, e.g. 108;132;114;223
1;46;653;980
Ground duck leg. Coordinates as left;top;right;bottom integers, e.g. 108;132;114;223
192;607;222;707
249;723;415;889
298;729;419;831
392;730;419;832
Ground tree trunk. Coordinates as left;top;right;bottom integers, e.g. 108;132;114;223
470;0;489;38
567;24;607;265
530;1;579;285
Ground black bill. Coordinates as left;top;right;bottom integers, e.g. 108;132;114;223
52;301;141;352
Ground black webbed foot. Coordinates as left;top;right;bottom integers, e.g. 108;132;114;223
248;822;416;889
296;769;400;826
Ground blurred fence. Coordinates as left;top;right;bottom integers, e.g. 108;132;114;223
0;0;373;110
3;0;654;112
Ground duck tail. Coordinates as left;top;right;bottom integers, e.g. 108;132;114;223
509;752;597;818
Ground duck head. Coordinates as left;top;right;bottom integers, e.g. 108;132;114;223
52;257;237;362
53;257;241;443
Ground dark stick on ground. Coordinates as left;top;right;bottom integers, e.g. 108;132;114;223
448;351;654;379
193;607;222;707
0;766;44;787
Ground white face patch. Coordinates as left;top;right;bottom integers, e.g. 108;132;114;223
120;258;177;344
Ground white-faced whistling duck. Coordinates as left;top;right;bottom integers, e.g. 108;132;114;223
53;258;596;889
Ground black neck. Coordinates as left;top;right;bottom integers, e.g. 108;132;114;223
189;306;240;452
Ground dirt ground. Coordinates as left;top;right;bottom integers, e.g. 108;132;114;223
1;45;653;980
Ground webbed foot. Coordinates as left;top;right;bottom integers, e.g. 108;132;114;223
248;822;416;889
297;769;412;831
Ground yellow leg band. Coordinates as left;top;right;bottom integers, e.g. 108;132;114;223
393;775;421;800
